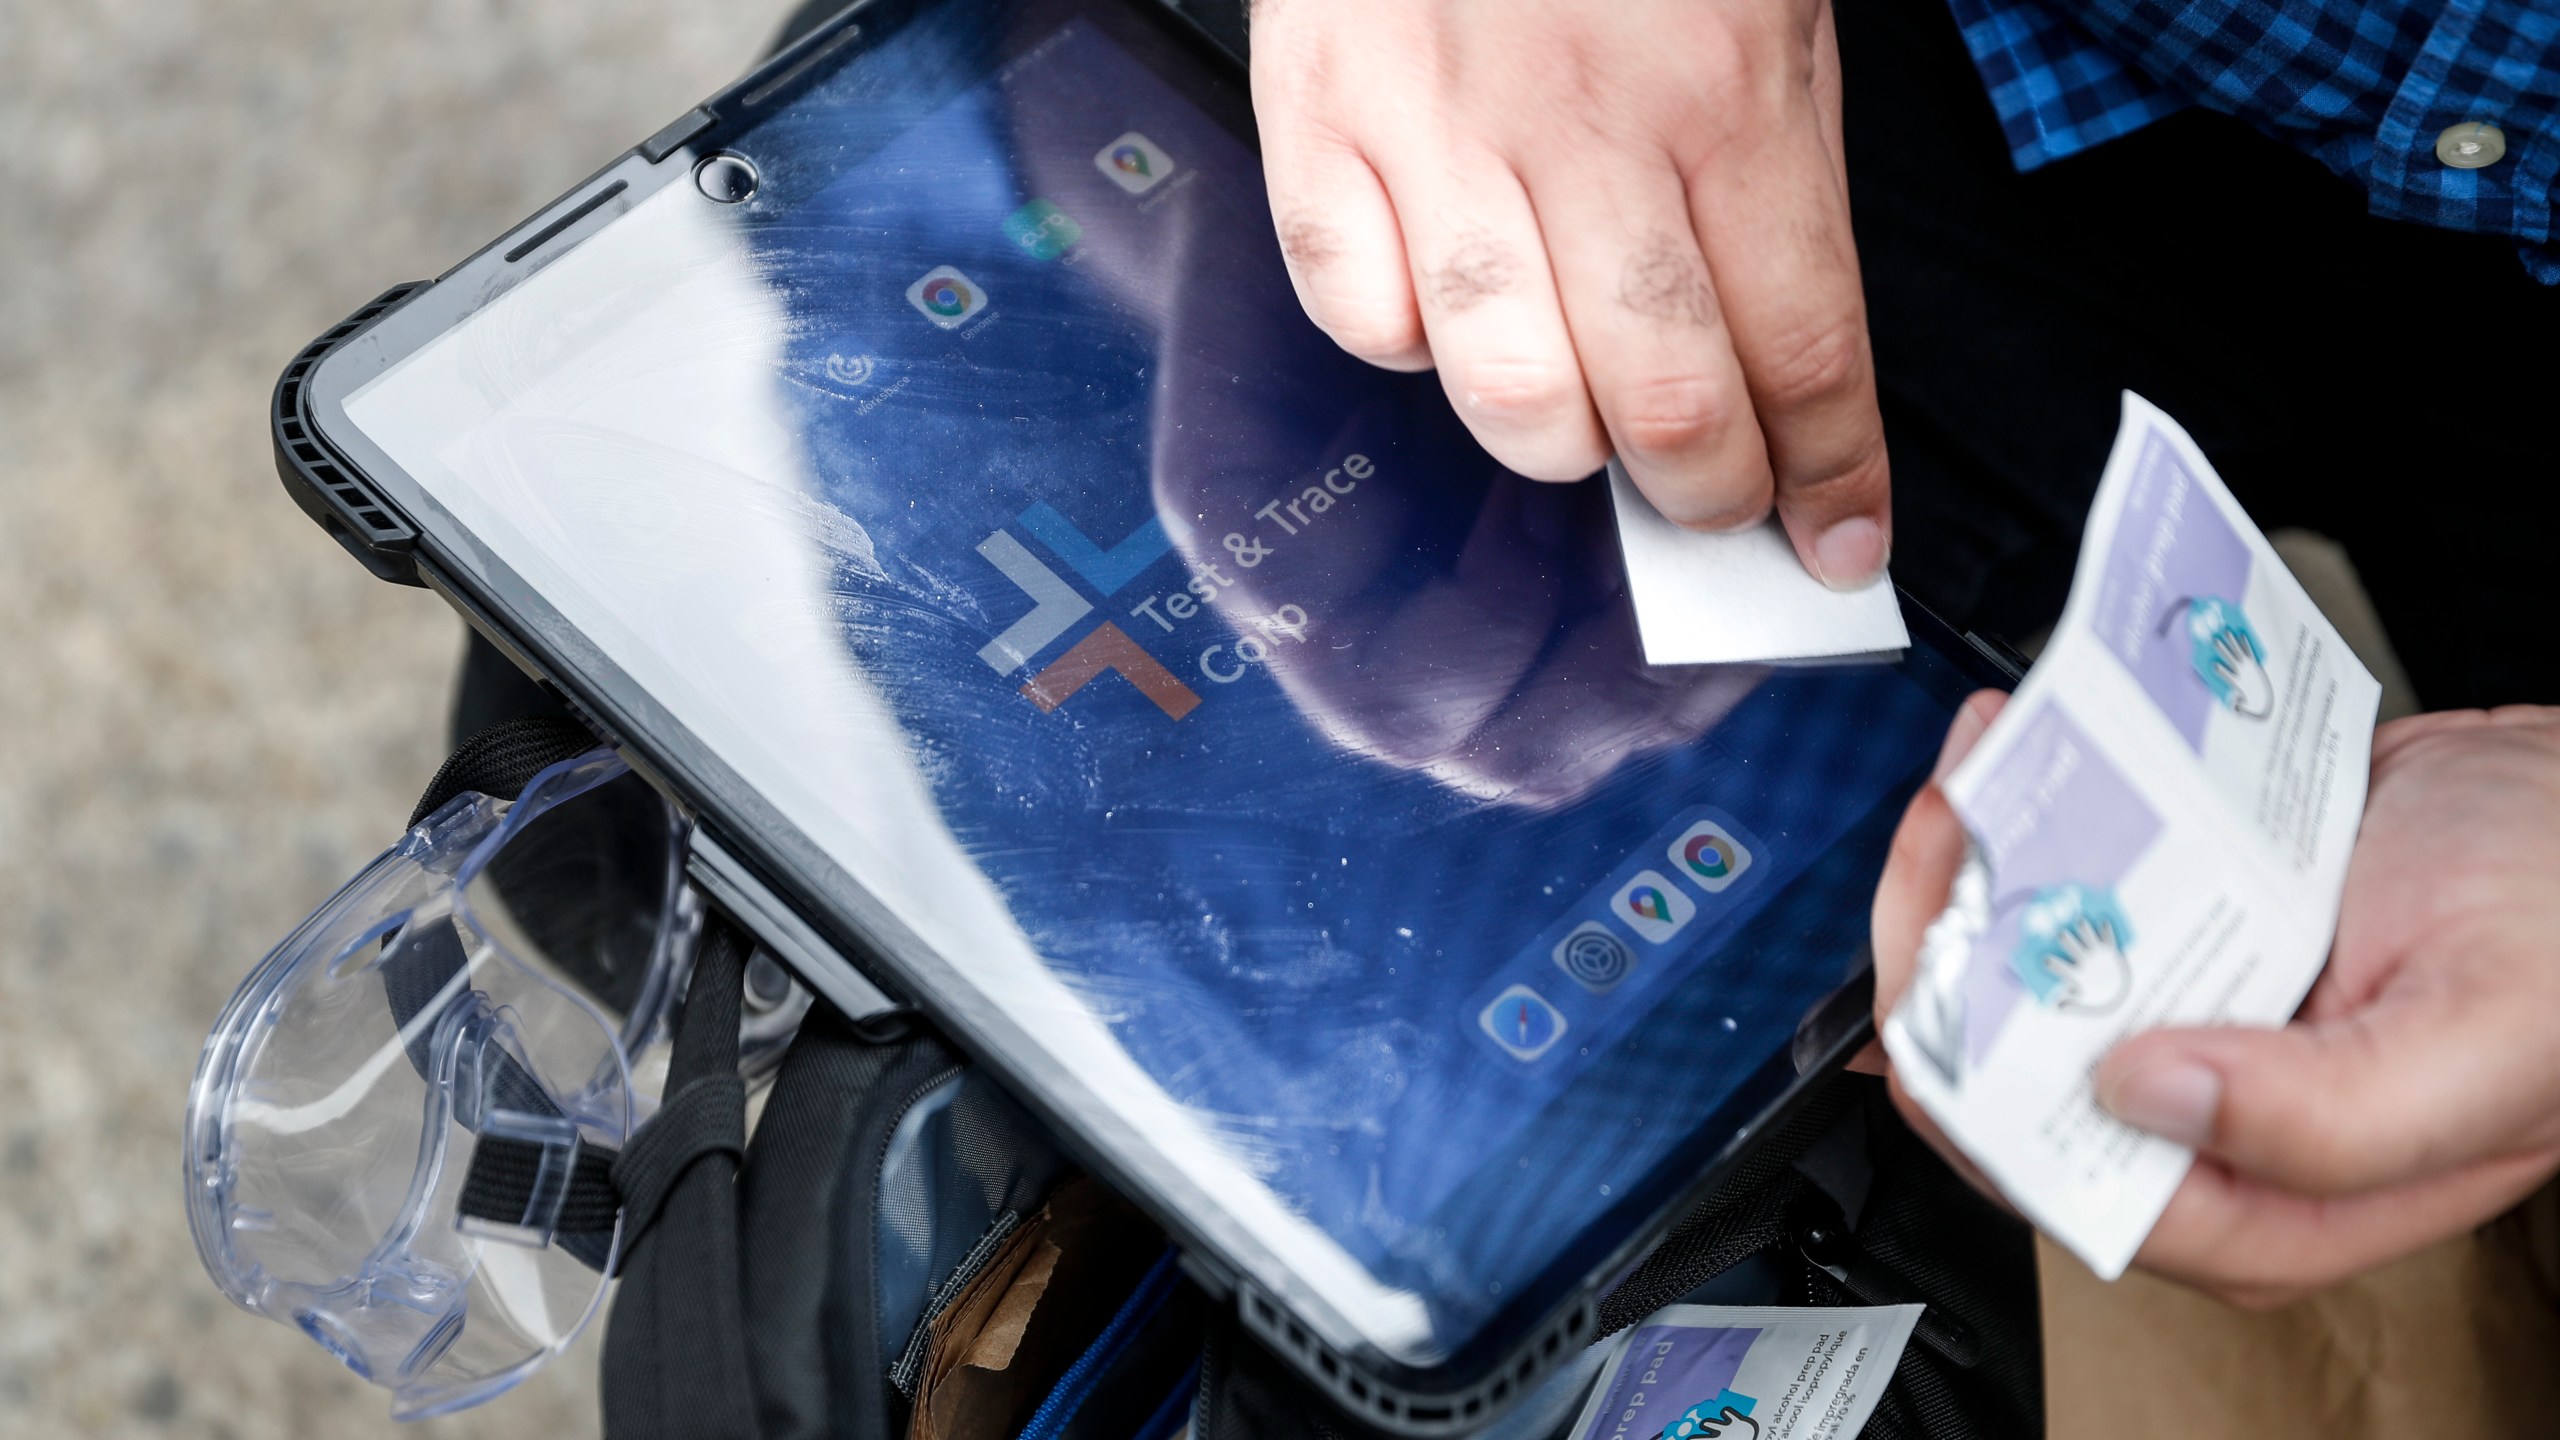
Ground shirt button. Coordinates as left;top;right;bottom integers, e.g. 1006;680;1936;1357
2436;122;2508;169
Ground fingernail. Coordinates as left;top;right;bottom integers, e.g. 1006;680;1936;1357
1812;517;1888;591
2099;1059;2220;1147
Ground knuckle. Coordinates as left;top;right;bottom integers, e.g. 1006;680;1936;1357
2286;1120;2385;1192
1422;230;1525;315
1794;444;1892;522
1275;213;1350;273
1450;355;1589;429
1658;474;1772;530
1304;285;1425;362
1751;319;1868;414
1320;311;1428;364
2262;1024;2404;1188
1684;31;1753;103
1509;431;1614;483
1609;372;1738;457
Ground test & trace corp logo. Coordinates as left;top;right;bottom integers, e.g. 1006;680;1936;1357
973;456;1375;721
973;504;1199;720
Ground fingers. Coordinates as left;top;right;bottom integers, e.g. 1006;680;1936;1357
1869;789;1964;1017
1932;690;2010;782
1376;152;1613;481
1252;0;1887;587
1806;0;1847;193
1528;161;1774;527
2095;984;2553;1196
2132;1147;2560;1305
1678;57;1889;588
1869;690;2006;1014
1253;74;1432;370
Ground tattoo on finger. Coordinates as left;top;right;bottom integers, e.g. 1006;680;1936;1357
1423;230;1520;313
1617;233;1714;327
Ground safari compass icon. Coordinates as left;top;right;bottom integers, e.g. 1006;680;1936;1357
1479;984;1567;1062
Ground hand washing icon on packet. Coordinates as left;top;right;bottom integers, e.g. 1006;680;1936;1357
1566;1305;1921;1440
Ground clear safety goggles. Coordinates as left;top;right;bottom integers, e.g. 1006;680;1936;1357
185;749;707;1418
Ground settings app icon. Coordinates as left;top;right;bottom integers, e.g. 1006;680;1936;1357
1552;921;1637;995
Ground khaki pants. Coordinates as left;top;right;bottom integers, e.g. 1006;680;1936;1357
2042;1183;2560;1436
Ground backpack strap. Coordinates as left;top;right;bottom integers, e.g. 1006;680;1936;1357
737;1010;955;1439
601;915;763;1439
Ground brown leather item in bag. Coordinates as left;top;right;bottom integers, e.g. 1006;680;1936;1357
907;1175;1164;1440
2040;1180;2560;1438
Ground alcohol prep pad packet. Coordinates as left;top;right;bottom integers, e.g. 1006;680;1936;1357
1566;1304;1923;1440
1884;393;2383;1279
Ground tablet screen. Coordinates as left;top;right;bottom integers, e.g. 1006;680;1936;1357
338;0;1979;1368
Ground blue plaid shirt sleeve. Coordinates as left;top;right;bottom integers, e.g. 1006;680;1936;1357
1945;0;2560;282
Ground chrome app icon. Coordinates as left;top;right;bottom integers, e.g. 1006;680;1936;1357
905;266;987;328
1669;819;1753;893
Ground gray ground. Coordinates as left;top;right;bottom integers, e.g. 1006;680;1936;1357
0;3;2419;1438
0;2;790;1434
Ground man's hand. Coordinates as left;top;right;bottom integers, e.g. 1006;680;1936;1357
1249;0;1891;589
1871;695;2560;1305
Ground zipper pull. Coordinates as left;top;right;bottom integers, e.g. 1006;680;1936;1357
1795;1214;1980;1369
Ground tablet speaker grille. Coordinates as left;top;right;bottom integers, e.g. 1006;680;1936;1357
1234;1285;1592;1436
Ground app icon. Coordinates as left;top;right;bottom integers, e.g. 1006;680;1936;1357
1003;199;1082;261
905;267;987;329
1611;869;1696;944
1479;984;1567;1062
1670;819;1753;893
1095;132;1175;195
1552;921;1637;995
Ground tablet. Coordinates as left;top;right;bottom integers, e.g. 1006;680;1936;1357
288;0;2010;1424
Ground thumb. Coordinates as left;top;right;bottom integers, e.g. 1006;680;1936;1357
2096;991;2521;1196
1774;443;1892;594
1869;688;2007;1018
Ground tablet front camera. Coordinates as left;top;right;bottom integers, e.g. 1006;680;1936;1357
694;152;760;204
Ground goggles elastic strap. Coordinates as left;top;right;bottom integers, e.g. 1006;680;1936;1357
409;716;605;829
450;950;755;1270
457;1126;624;1244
